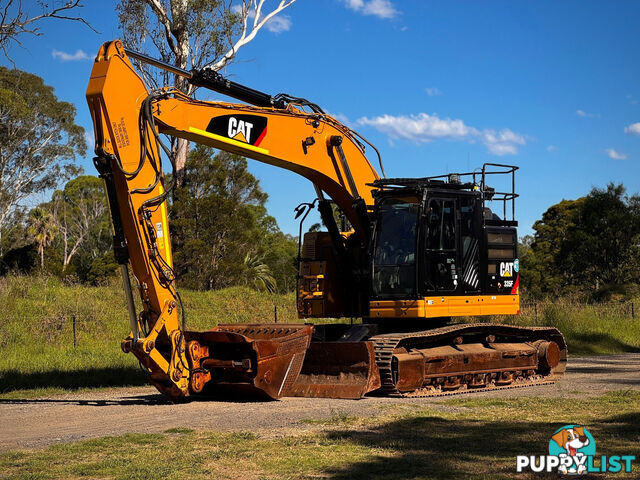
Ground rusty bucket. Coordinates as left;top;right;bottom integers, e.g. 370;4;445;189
185;324;313;399
287;341;381;399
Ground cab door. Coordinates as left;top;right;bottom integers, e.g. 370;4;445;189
421;197;459;293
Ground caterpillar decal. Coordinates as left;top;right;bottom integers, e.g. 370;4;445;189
206;114;268;146
500;261;515;277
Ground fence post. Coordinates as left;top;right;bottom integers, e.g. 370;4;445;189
72;314;77;348
274;305;278;323
534;303;538;322
632;302;635;319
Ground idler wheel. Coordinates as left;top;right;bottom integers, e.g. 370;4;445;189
537;341;560;370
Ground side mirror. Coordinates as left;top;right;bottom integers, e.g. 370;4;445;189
294;205;306;219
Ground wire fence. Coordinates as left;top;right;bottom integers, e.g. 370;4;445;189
3;300;638;349
519;301;636;321
0;303;302;349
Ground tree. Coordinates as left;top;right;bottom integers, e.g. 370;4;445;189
27;207;57;269
522;184;640;299
243;252;276;293
117;0;296;177
50;175;109;272
561;184;640;292
521;198;584;297
262;231;297;292
23;175;115;281
0;67;86;253
0;206;26;255
170;145;295;291
0;207;36;274
5;175;114;281
0;1;94;63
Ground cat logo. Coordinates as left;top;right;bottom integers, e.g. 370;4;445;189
500;261;514;277
228;117;253;142
205;114;268;146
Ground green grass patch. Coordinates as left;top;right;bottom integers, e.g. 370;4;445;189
0;275;301;395
1;390;638;479
1;274;639;396
164;427;194;434
301;408;361;426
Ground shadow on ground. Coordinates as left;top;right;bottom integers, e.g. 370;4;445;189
0;366;147;393
0;367;279;405
0;393;166;406
320;411;640;480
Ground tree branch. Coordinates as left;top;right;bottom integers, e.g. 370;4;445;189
0;0;97;61
207;0;296;71
144;0;179;56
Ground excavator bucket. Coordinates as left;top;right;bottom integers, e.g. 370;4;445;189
287;341;381;399
184;324;313;400
184;325;380;400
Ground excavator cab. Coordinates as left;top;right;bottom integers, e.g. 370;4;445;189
297;164;521;320
367;164;521;320
371;163;519;302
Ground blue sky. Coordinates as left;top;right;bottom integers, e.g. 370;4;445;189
4;0;640;236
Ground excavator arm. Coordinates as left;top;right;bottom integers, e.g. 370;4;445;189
86;40;381;399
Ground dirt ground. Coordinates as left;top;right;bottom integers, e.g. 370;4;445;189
1;354;639;451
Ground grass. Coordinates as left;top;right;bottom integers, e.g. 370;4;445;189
1;390;638;479
0;274;301;396
1;274;639;396
300;408;361;426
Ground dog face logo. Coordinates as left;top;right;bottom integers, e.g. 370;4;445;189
549;425;596;475
206;114;267;146
518;424;634;474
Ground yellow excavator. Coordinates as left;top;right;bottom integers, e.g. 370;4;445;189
86;40;566;401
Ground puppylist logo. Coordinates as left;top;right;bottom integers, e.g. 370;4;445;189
516;425;636;474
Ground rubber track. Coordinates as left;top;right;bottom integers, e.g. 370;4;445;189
369;323;567;398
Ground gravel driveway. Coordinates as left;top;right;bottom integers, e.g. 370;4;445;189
1;354;638;451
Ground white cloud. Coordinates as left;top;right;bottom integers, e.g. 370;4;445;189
231;5;292;33
481;129;526;156
425;87;441;97
51;49;91;62
264;15;291;33
358;113;474;141
624;122;640;136
547;145;557;152
576;109;600;118
357;112;526;156
606;148;627;160
343;0;399;19
344;0;364;9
